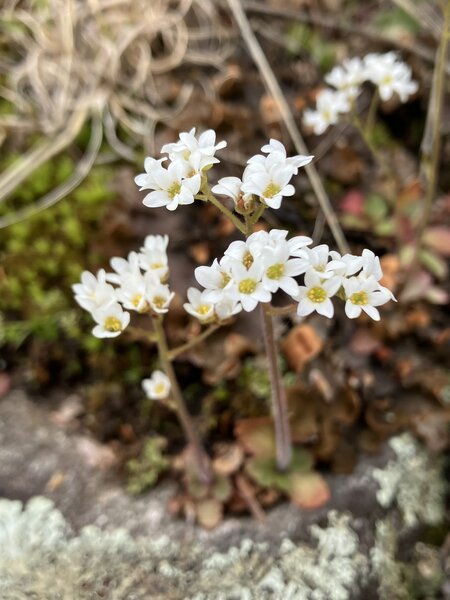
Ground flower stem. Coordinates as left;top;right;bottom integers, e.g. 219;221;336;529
200;188;247;234
153;316;213;484
365;89;379;135
260;303;292;471
168;322;222;360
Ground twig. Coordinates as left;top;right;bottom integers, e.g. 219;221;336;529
0;112;102;229
0;108;88;205
406;1;450;279
237;0;448;72
168;323;222;360
390;0;442;39
226;0;349;255
235;474;266;521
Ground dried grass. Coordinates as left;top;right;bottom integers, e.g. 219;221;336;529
0;0;233;225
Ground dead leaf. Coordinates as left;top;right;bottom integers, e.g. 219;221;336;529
76;437;118;469
195;498;223;529
212;443;244;475
423;226;450;257
235;417;276;458
282;324;323;373
260;94;282;124
288;472;330;509
45;471;66;492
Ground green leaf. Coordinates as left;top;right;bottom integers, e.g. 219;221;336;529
364;194;389;221
419;249;448;280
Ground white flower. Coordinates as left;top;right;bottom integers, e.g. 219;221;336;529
214;293;242;321
250;139;313;175
106;251;141;285
161;128;226;172
260;241;304;297
293;244;344;279
184;287;216;323
134;157;167;190
147;282;175;314
364;52;418;102
141;234;169;254
230;261;271;312
361;248;383;280
91;302;130;338
211;176;254;211
115;271;160;313
343;275;392;321
142;370;171;400
224;239;257;269
141;160;201;211
194;258;234;302
296;271;341;318
72;269;116;312
303;89;350;135
139;250;169;281
241;165;295;209
329;251;364;277
325;57;365;101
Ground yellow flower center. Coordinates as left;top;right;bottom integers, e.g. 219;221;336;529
152;295;166;309
322;109;331;122
263;182;281;199
132;294;142;307
221;272;231;288
239;278;257;294
154;382;166;395
151;262;164;270
266;263;285;280
307;286;327;303
315;264;325;273
104;316;122;332
242;251;254;270
381;74;393;85
168;182;181;199
197;304;212;315
350;291;368;306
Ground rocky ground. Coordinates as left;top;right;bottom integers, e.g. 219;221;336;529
0;390;447;599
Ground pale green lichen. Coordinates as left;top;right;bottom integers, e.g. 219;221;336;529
371;517;445;600
0;498;369;600
372;433;446;528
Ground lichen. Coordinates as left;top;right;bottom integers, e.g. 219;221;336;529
372;433;446;528
0;497;369;600
370;517;445;600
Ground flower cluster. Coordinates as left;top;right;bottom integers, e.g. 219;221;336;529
135;131;313;213
185;231;395;321
134;128;226;211
304;52;418;135
213;139;313;211
72;234;173;338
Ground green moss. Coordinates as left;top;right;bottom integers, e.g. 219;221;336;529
127;437;170;495
0;152;113;348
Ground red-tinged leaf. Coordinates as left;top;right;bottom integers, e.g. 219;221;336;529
235;418;276;458
423;226;450;257
340;190;365;216
288;472;330;509
424;286;449;305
